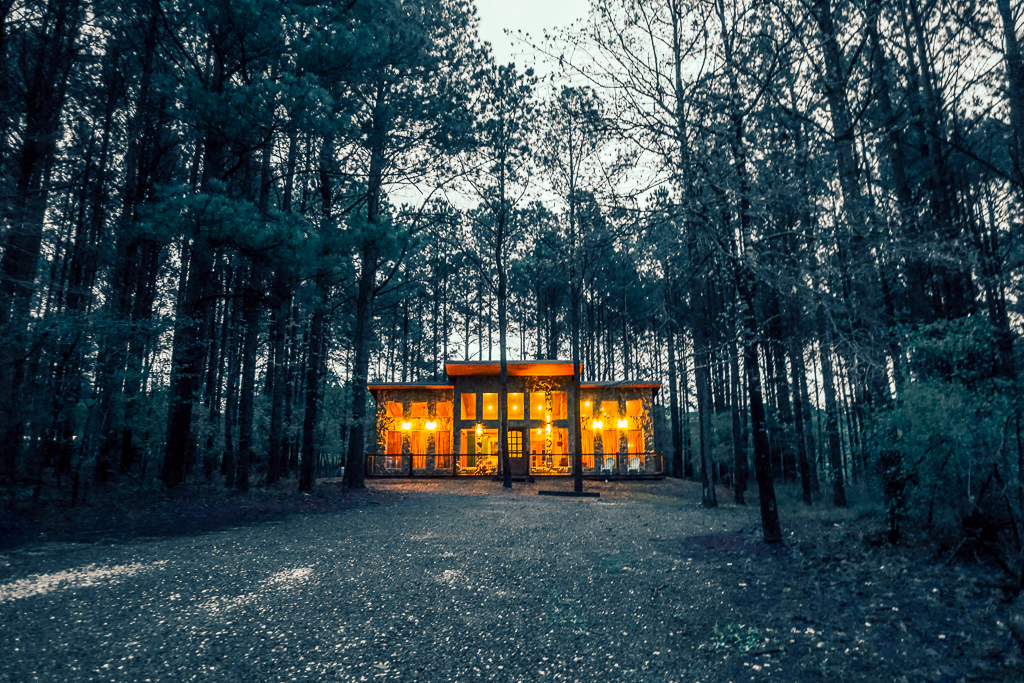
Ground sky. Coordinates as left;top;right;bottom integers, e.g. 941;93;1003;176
473;0;592;67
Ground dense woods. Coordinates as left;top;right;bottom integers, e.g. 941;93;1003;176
1;0;1022;567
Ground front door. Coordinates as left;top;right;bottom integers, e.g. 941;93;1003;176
508;429;527;476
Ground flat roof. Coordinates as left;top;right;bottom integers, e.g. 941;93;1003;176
582;382;662;390
367;383;453;392
445;360;576;377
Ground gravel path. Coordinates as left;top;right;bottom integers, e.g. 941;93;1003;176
0;479;1019;682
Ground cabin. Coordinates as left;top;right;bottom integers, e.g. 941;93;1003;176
366;360;663;478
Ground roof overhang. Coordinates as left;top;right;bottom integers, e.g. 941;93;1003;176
445;361;576;377
367;383;453;393
582;382;662;396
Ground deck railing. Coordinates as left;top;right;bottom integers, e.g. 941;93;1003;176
365;452;663;478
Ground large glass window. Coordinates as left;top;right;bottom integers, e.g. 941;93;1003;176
386;431;402;455
435;432;452;469
386;402;403;418
461;394;476;420
530;392;545;418
602;429;620;456
411;402;428;418
436;401;453;418
580;399;593;418
627;430;644;455
483;393;498;418
507;393;524;417
553;428;568;467
626;400;643;417
582;431;595;467
600;401;619;419
551;392;567;419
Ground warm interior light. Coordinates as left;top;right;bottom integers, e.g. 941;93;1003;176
401;421;412;431
617;419;628;429
425;421;437;431
592;420;603;430
488;405;494;411
512;405;518;411
585;401;591;406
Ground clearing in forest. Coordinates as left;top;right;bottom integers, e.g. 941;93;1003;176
0;478;1019;682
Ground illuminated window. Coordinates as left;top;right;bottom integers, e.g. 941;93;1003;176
626;400;643;417
483;393;497;416
385;431;403;470
601;428;620;455
386;402;403;418
600;401;619;418
461;394;476;420
627;430;644;455
411;402;428;418
435;431;452;469
436;401;453;418
530;392;545;415
580;399;593;418
582;431;594;467
508;393;524;416
551;392;567;419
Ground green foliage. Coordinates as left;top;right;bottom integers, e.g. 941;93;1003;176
906;317;1002;389
869;317;1015;537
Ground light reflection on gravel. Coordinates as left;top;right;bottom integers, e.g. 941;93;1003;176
0;560;168;602
0;480;1018;682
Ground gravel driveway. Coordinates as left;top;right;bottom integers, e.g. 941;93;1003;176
0;479;1019;682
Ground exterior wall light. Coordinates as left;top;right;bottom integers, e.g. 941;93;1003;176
401;421;412;431
592;420;604;430
425;421;437;431
476;423;483;435
617;419;628;429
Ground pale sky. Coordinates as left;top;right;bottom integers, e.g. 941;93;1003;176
473;0;591;67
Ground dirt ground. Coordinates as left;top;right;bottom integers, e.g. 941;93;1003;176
0;477;1020;682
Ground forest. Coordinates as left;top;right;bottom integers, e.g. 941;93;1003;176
0;0;1022;570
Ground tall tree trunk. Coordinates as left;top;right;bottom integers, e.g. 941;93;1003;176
737;268;782;542
790;333;813;504
696;345;716;508
300;273;326;492
345;84;389;490
731;335;748;504
667;319;684;479
235;263;263;493
818;306;848;507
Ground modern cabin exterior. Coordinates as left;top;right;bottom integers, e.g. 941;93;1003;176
366;361;662;478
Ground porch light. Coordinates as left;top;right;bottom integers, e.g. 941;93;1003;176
545;423;551;434
592;420;603;430
476;423;483;435
617;419;628;429
425;421;437;431
401;421;412;431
